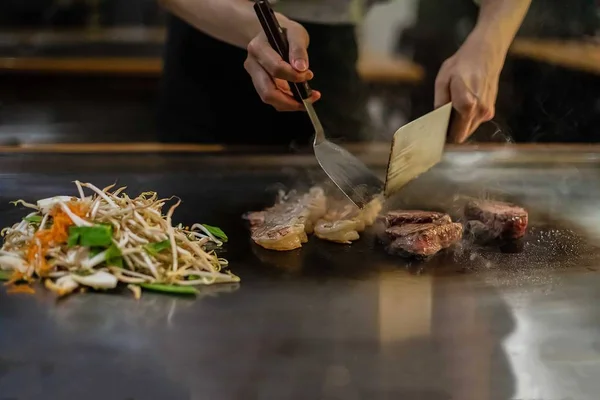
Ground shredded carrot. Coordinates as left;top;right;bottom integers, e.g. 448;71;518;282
3;270;24;286
7;285;35;295
26;202;89;277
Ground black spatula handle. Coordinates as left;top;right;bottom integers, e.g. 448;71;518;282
253;0;312;102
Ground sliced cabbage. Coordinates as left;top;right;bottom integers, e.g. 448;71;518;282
71;270;118;289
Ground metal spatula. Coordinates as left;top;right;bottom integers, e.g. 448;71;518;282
384;103;453;198
254;0;384;209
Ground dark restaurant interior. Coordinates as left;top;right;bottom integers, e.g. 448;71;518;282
1;1;600;400
0;0;598;145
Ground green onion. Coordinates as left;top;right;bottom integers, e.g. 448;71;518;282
0;270;11;281
143;240;171;257
139;283;199;295
202;224;228;242
24;215;42;223
68;225;113;247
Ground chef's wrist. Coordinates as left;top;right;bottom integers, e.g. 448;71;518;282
470;0;531;58
468;24;510;59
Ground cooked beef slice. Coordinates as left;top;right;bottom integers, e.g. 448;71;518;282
464;200;528;240
379;210;452;227
383;222;464;258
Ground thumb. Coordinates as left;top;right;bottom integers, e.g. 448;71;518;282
286;24;309;72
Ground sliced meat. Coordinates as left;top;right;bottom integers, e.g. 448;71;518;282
464;200;528;240
379;210;451;227
384;222;463;258
244;187;326;251
244;211;266;228
314;219;361;244
251;224;308;251
314;196;382;244
245;188;381;249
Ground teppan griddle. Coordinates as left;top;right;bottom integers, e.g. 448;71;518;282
1;144;600;400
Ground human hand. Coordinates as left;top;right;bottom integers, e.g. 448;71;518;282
434;33;504;143
244;17;321;111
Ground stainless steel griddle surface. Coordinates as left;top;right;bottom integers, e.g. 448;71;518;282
1;147;600;400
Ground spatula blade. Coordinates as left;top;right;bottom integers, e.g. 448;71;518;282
384;103;453;198
314;142;384;209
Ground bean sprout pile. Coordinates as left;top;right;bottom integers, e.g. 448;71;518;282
0;181;238;298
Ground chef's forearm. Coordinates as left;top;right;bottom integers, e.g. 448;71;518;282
159;0;289;49
471;0;532;56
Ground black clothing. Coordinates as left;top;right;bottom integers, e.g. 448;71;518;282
158;15;369;145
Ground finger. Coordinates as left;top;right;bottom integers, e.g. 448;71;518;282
433;71;451;109
461;89;496;141
450;77;477;118
247;36;312;82
244;57;303;111
448;112;473;144
478;91;496;123
285;24;310;72
275;79;321;105
448;77;480;143
275;79;293;97
309;90;321;103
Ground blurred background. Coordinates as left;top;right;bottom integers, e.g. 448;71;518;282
0;0;598;145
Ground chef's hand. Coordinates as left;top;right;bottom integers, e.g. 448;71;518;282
244;18;321;111
434;34;502;143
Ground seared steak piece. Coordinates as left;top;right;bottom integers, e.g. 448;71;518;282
464;200;528;240
378;209;463;258
383;222;463;258
379;210;451;227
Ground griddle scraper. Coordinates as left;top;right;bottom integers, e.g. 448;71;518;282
384;103;453;198
254;0;383;209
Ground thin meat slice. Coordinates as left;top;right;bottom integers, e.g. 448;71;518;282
384;222;464;258
464;199;528;240
245;187;326;251
315;197;383;244
314;219;361;244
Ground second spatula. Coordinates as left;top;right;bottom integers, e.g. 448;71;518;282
253;0;383;209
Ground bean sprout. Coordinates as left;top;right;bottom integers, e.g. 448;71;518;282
0;182;238;298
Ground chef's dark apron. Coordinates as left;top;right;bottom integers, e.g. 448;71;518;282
158;14;369;145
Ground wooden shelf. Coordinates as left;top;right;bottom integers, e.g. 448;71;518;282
0;53;423;83
0;56;163;75
510;38;600;75
357;52;424;83
0;27;166;45
0;28;424;83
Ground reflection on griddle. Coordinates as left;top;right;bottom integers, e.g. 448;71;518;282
251;244;305;274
